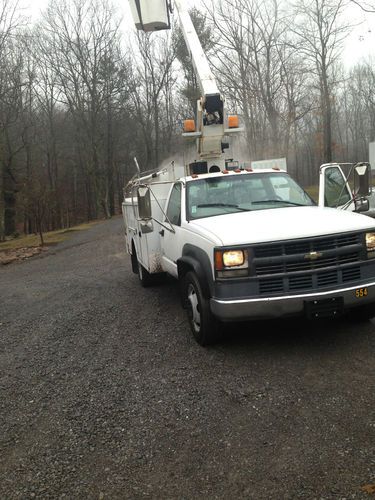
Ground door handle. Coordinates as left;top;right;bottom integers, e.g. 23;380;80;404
159;229;165;237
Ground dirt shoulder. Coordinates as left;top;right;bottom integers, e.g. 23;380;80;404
0;246;49;265
0;220;105;266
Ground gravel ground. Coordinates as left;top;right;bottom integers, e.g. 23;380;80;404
1;216;375;499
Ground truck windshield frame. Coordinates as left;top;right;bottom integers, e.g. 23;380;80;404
186;172;316;221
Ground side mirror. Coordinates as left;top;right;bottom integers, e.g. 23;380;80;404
137;186;152;220
354;162;371;197
355;198;369;213
140;220;154;234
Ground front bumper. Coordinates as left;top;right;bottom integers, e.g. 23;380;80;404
210;281;375;321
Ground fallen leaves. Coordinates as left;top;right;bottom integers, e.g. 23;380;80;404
361;484;375;495
0;246;47;265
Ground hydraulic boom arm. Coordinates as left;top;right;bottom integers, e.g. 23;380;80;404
127;0;242;162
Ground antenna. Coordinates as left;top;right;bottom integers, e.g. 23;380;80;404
134;157;141;176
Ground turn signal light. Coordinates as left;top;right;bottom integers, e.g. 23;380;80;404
215;250;224;271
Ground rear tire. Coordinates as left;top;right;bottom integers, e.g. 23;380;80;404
182;271;221;346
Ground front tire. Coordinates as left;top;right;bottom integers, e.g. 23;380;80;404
182;271;221;346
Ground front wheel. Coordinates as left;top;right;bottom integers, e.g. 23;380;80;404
182;271;221;346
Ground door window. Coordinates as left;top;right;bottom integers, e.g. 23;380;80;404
324;167;351;207
166;183;181;225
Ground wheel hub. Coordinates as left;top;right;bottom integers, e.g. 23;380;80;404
187;283;201;332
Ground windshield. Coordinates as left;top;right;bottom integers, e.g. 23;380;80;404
187;172;315;220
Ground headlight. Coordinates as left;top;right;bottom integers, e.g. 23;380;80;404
215;249;249;278
366;232;375;255
223;250;245;267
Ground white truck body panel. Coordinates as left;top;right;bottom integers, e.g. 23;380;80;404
123;182;173;272
189;206;375;247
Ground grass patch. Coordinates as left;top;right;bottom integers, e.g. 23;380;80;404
0;220;102;251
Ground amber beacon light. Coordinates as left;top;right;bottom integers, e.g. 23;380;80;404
183;119;196;133
228;115;239;128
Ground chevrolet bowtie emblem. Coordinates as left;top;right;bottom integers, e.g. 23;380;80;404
304;251;323;260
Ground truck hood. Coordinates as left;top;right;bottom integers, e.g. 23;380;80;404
188;206;375;246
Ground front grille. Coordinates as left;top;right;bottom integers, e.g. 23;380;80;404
259;278;284;294
255;233;361;258
258;265;362;295
256;252;360;275
252;232;365;296
342;266;361;282
290;274;313;290
317;270;337;287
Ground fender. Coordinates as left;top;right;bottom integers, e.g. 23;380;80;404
178;244;214;298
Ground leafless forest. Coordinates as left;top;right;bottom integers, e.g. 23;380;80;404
0;0;374;241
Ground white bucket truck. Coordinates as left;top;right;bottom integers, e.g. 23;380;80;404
123;0;375;345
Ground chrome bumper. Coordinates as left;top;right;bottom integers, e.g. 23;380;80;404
210;281;375;321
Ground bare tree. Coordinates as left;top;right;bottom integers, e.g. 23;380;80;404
0;0;24;241
349;0;375;12
292;0;352;163
202;0;311;168
39;0;124;219
130;30;176;170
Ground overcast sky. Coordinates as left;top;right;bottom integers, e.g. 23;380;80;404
24;0;375;67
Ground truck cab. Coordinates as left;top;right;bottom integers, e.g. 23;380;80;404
123;163;375;346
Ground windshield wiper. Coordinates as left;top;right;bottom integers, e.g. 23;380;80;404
197;203;250;212
251;200;306;206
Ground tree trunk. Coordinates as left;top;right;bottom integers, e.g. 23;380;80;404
322;71;332;162
0;159;5;242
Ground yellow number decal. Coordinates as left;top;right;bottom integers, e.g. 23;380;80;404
355;288;368;298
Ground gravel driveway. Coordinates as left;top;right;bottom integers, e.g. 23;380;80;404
1;216;375;499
